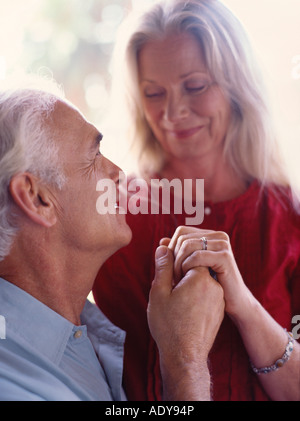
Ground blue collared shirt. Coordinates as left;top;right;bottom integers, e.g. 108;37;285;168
0;278;127;401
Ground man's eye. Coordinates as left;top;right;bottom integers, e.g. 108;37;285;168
95;133;103;156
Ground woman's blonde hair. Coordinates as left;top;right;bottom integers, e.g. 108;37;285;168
108;0;297;200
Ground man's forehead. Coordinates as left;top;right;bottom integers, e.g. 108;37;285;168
50;99;84;130
48;99;100;155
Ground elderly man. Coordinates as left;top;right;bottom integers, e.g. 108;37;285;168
0;76;224;401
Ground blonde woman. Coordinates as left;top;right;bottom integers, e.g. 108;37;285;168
93;0;300;401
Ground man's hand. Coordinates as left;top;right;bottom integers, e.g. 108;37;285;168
147;244;224;400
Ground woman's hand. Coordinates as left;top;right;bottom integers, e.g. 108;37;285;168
161;226;300;401
161;226;252;320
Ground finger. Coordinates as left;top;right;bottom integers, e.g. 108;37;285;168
181;249;230;278
173;238;203;283
173;238;230;282
171;230;229;257
168;226;213;251
151;245;174;297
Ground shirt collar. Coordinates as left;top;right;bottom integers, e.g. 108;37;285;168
81;299;126;344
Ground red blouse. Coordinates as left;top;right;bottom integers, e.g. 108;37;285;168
93;180;300;401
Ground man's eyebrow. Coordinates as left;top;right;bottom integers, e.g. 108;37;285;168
87;131;103;154
90;132;103;150
96;132;103;144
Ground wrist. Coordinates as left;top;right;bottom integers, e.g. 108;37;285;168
159;338;211;368
159;353;211;401
250;329;295;375
226;284;257;325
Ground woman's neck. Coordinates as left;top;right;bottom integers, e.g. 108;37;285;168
159;156;248;203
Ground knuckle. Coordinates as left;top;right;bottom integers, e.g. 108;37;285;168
182;250;202;270
217;231;230;242
219;239;230;251
220;249;231;260
177;234;192;250
175;226;186;237
181;238;191;252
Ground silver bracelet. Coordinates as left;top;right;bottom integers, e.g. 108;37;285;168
250;329;295;375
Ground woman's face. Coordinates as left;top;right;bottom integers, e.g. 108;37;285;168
138;32;232;162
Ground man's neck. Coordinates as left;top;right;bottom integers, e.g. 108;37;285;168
0;244;103;326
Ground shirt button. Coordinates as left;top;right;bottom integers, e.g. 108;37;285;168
74;330;82;339
204;206;212;216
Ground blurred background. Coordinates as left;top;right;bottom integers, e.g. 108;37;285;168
0;0;299;185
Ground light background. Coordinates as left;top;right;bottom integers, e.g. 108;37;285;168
0;0;299;186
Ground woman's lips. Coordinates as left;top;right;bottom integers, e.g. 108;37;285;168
168;125;204;139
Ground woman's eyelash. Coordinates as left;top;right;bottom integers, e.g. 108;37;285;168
145;91;164;98
186;83;209;92
143;82;213;98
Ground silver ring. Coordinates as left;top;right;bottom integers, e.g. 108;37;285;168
200;237;208;251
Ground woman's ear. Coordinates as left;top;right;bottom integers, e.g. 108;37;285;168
9;173;57;228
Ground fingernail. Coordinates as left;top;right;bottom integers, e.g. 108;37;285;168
155;246;168;260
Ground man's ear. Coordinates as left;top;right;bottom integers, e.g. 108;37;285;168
9;173;57;228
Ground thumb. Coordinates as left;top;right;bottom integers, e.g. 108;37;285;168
159;237;171;246
153;245;174;293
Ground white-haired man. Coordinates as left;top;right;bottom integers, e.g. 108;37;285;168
0;76;224;401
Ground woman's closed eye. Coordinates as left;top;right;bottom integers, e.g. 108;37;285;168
143;86;165;99
185;81;212;95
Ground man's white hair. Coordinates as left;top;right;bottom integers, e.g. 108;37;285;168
0;74;66;261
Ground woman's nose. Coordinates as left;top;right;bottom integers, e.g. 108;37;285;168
163;92;189;123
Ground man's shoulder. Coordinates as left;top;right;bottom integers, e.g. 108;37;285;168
0;336;84;401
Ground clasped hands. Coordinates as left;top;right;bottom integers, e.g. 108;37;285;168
147;226;247;364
